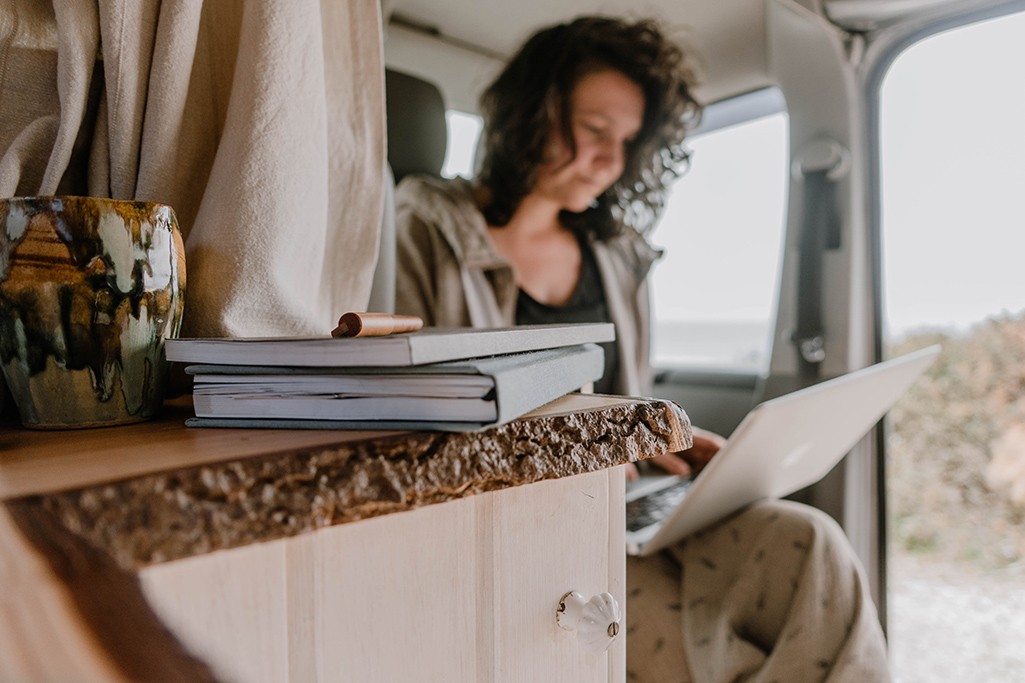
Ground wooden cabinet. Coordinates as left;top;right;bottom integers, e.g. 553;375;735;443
139;468;627;683
4;395;690;681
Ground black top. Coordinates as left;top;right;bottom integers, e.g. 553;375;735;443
514;237;619;395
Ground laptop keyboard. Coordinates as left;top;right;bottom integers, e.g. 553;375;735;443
625;478;694;533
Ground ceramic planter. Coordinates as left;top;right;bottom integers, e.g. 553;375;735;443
0;197;186;428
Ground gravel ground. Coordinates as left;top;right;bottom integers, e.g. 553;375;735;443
889;553;1025;682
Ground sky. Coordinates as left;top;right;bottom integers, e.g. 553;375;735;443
442;9;1025;344
880;10;1025;336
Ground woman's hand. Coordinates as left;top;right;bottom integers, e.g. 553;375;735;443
623;426;727;480
679;426;727;472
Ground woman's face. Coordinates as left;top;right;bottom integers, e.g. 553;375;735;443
533;68;645;213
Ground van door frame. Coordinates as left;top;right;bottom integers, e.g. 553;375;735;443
857;0;1025;632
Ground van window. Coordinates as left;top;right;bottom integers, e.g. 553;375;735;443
650;111;789;371
880;10;1025;681
442;111;483;179
440;104;790;377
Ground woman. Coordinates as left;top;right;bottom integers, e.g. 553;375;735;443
395;16;891;682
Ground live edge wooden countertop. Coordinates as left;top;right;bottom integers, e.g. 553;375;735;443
0;393;691;682
2;393;691;568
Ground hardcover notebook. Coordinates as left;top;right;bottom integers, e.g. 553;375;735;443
166;323;615;368
185;343;605;432
626;345;941;557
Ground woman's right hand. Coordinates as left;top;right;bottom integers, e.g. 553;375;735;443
623;426;726;480
677;426;726;474
623;450;693;480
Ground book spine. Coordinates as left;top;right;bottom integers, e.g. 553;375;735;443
488;344;605;425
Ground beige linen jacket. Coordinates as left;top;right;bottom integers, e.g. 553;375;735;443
394;175;660;396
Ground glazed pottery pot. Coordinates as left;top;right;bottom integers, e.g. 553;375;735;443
0;197;186;428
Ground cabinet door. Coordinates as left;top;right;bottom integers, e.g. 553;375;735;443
488;468;626;682
140;468;626;683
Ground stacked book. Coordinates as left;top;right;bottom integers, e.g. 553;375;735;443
164;323;615;431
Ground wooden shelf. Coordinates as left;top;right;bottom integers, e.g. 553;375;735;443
1;393;691;682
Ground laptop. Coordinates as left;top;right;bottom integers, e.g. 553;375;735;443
625;345;940;556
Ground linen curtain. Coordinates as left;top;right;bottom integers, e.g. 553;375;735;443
0;0;386;338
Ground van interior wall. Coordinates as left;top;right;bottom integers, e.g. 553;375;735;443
382;22;501;116
381;0;778;112
760;0;883;611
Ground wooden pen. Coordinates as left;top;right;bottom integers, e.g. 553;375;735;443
331;312;425;338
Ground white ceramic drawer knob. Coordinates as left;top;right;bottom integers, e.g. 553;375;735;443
556;591;621;653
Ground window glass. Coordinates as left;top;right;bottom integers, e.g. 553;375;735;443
880;11;1025;682
650;113;789;371
442;111;483;179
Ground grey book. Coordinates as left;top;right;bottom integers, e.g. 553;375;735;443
166;323;615;368
184;343;605;432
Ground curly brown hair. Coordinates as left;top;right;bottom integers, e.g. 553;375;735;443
477;16;702;239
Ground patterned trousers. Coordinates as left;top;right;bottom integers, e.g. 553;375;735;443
625;500;891;682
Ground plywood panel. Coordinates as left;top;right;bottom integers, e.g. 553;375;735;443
139;471;624;683
310;497;480;681
140;542;289;683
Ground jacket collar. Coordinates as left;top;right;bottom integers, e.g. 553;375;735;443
397;175;509;271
